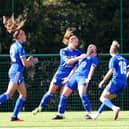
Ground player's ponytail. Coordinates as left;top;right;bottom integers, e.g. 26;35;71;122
63;28;74;45
3;14;25;33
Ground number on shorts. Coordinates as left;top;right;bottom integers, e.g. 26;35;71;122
119;61;126;74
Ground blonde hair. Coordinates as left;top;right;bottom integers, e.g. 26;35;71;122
3;14;26;33
63;28;74;45
111;40;120;53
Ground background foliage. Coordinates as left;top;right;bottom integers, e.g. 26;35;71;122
0;0;128;53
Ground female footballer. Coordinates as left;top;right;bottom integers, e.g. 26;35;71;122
53;44;98;119
88;41;129;120
0;29;38;121
32;28;88;115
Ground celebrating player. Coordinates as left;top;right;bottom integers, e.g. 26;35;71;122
52;44;98;120
88;40;128;120
32;28;88;115
0;29;38;121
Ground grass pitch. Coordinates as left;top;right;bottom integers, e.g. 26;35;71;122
0;111;129;129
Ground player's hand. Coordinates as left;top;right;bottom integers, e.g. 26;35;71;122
27;56;33;61
79;54;87;59
32;57;39;65
62;77;69;85
98;80;105;88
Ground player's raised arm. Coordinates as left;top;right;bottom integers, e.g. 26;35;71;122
65;53;86;65
64;41;93;65
62;35;85;65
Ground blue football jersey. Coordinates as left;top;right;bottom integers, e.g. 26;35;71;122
109;54;128;83
9;40;26;72
75;56;98;77
55;47;82;77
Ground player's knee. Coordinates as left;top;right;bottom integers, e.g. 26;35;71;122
19;93;27;99
48;87;57;94
100;96;104;102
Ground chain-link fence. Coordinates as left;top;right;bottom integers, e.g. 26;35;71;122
0;54;129;112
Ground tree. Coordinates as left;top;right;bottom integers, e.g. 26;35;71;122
0;0;128;53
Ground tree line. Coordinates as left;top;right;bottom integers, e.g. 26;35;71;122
0;0;128;54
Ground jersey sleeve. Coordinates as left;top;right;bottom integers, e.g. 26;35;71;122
60;49;68;60
109;57;116;69
18;46;26;59
92;56;99;67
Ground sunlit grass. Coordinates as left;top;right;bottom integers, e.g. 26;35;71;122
0;111;129;129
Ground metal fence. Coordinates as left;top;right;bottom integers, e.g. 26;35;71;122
0;54;129;112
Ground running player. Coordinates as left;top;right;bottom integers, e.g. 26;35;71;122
0;30;38;121
53;44;98;119
32;28;88;115
88;40;128;120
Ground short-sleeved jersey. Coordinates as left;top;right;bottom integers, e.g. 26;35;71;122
9;40;25;72
109;54;128;83
75;56;98;77
55;47;82;77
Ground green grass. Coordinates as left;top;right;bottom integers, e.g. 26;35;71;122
0;111;129;129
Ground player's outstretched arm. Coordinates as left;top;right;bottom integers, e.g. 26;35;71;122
65;54;84;65
65;54;88;65
99;68;113;88
65;48;93;65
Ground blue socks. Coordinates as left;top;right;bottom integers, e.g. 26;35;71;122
0;93;25;119
98;103;106;113
58;95;67;115
95;99;114;118
0;93;9;104
102;98;114;109
80;94;91;112
39;92;53;108
12;97;25;118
